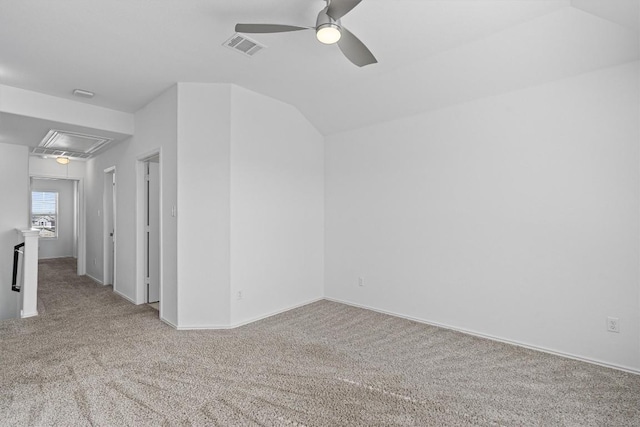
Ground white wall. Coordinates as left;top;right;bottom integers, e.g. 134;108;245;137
30;157;86;272
85;85;178;325
230;86;324;325
0;84;134;135
83;83;324;330
176;83;232;328
325;62;640;372
31;178;75;259
0;143;29;320
85;146;122;282
174;84;324;328
29;156;87;179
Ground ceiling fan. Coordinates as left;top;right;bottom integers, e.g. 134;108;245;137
235;0;377;67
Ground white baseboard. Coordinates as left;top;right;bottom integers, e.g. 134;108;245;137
176;324;232;330
160;316;178;329
20;310;38;318
176;297;324;330
39;255;76;260
324;297;640;376
148;293;639;375
232;297;324;329
113;288;136;305
85;273;103;285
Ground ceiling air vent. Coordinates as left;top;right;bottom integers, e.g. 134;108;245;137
223;33;265;57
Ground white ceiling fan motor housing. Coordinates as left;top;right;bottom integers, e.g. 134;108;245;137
316;7;342;44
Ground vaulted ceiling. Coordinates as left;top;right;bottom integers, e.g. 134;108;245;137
0;0;638;145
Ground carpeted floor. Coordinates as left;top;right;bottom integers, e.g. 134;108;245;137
1;258;639;426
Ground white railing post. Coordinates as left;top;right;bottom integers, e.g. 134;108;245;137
16;228;40;318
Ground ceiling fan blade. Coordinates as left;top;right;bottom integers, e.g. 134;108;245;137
326;0;363;20
235;24;311;34
337;27;377;67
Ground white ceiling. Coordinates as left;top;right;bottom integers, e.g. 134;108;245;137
0;112;131;155
0;0;638;139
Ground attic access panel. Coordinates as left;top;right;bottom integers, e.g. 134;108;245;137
40;129;112;155
30;147;92;160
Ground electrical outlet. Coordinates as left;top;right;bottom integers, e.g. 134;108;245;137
607;317;620;333
358;277;364;287
237;291;243;300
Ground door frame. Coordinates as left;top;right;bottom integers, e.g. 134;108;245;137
136;149;163;310
102;167;116;290
29;174;86;276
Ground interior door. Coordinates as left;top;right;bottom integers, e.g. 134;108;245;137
105;171;115;286
147;162;160;303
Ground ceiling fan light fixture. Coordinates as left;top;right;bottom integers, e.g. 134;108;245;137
316;23;341;44
235;0;376;66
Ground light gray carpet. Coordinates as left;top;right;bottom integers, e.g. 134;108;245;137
1;258;639;426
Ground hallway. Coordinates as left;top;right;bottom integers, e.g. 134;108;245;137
1;259;639;426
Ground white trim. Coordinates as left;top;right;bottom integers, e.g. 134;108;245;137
29;173;84;181
137;148;163;162
324;297;640;376
135;159;145;304
20;310;38;318
176;297;324;330
113;288;136;305
103;167;116;290
136;149;162;307
39;255;76;260
77;178;86;276
29;175;86;276
232;297;325;328
160;316;178;329
177;324;233;331
85;273;103;285
30;189;59;238
15;228;41;237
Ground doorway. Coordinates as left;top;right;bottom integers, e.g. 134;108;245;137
145;156;160;305
30;177;80;264
103;168;116;288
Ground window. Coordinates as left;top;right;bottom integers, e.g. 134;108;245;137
32;191;58;238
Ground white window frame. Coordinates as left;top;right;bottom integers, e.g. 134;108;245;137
31;191;59;239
